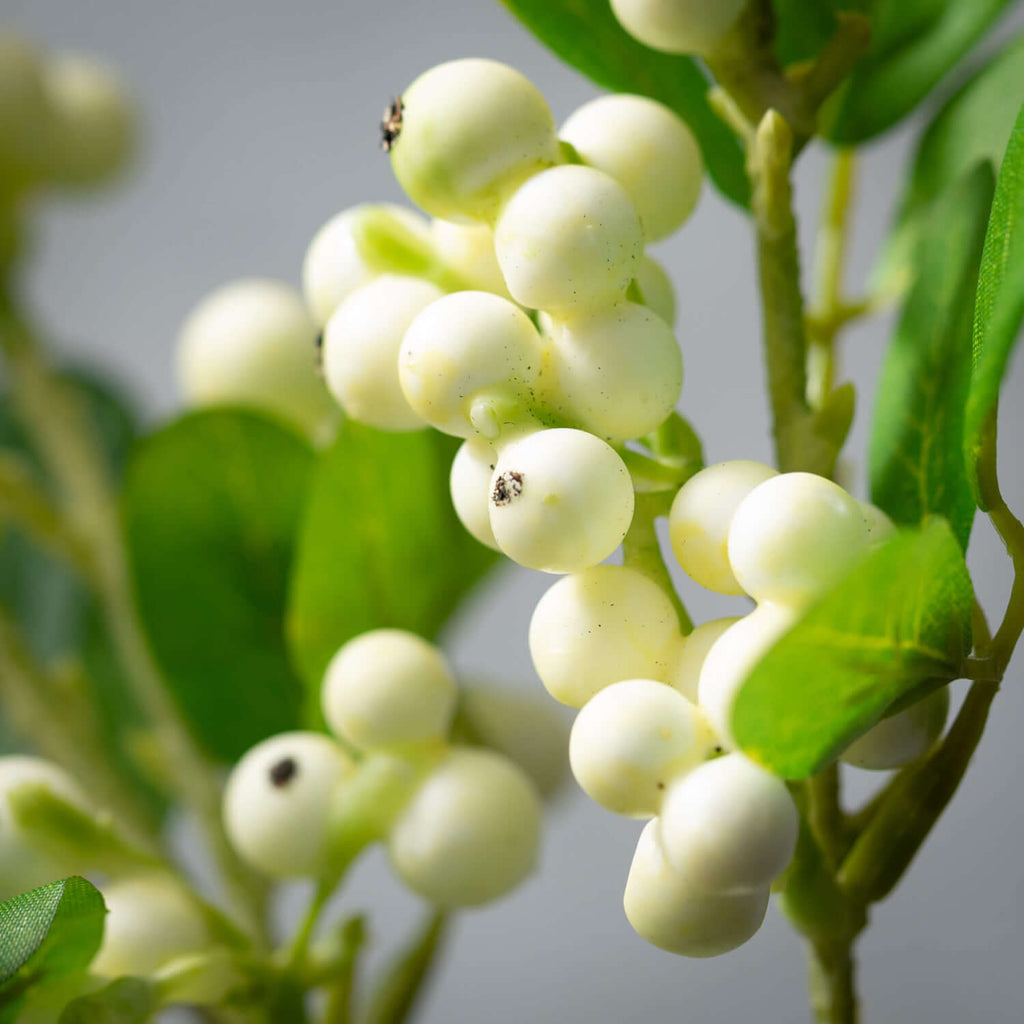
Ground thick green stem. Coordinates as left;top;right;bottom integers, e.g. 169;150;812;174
808;938;858;1024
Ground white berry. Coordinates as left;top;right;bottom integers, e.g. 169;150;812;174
658;753;798;892
322;274;441;431
671;616;741;702
624;821;769;957
389;59;560;223
431;219;509;297
450;438;500;550
569;679;710;818
176;278;335;439
669;460;778;595
223;732;354;878
495;165;643;314
560;94;702;241
388;747;541;907
543;301;682;442
610;0;747;56
399;291;543;439
634;255;676;325
321;629;457;749
489;428;635;574
841;688;948;770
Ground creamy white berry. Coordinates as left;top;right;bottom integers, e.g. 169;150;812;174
610;0;747;56
624;821;769;957
529;565;681;707
388;747;541;907
495;165;643;314
399;291;543;439
560;94;702;241
728;472;875;607
223;732;354;878
669;460;778;595
543;301;682;442
488;428;635;574
671;616;741;702
92;874;209;978
634;255;676;325
176;278;336;439
569;679;710;817
389;59;560;223
841;688;948;770
658;753;798;892
431;219;510;296
322;274;441;431
321;629;457;749
450;438;500;550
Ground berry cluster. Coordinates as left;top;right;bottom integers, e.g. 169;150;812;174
223;629;546;909
609;0;748;57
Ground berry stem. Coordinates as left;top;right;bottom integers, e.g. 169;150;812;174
807;937;858;1024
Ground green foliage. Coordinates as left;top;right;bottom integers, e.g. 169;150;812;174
286;423;497;706
498;0;749;208
732;519;974;779
823;0;1015;143
771;0;843;66
869;163;994;550
879;37;1024;292
0;878;105;1018
123;408;314;762
58;978;156;1024
965;101;1024;508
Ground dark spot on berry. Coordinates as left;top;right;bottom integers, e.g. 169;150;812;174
269;757;298;788
381;97;403;152
656;781;665;790
492;470;524;506
314;332;324;374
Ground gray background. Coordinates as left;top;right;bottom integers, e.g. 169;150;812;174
5;1;1024;1021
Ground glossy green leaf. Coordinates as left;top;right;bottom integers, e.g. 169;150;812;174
732;519;974;779
965;101;1024;508
824;0;1015;144
498;0;749;208
58;978;156;1024
869;163;994;550
286;424;497;705
879;37;1024;293
0;878;105;1014
771;0;844;67
124;409;314;761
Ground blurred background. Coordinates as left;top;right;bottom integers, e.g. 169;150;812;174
5;0;1024;1020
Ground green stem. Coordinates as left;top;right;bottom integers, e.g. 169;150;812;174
806;763;842;871
807;938;858;1024
286;879;335;973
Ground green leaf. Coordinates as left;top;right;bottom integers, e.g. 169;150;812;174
286;423;497;704
771;0;844;67
58;977;156;1024
879;37;1024;293
869;163;994;550
823;0;1015;144
124;408;314;762
498;0;749;208
732;519;974;779
0;877;106;1014
965;101;1024;508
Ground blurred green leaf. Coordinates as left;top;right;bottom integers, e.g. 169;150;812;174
965;101;1024;508
0;877;106;1016
124;408;314;762
869;163;994;550
732;519;974;779
824;0;1015;144
287;424;498;704
58;977;156;1024
498;0;749;208
771;0;844;66
879;37;1024;293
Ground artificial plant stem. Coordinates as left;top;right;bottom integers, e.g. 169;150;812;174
807;938;858;1024
806;763;842;870
0;290;268;942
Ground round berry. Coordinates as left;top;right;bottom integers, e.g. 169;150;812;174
841;688;948;770
529;565;681;707
389;59;559;223
624;821;769;957
92;874;209;978
610;0;747;56
560;94;702;241
223;732;354;878
634;255;676;325
544;301;682;442
569;679;710;818
450;438;500;550
321;630;457;749
495;165;643;314
658;753;798;892
302;203;431;327
388;747;541;907
728;472;875;607
671;617;741;702
322;274;441;431
431;219;509;297
859;500;897;545
399;291;543;439
176;278;336;439
488;428;634;574
669;460;778;596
